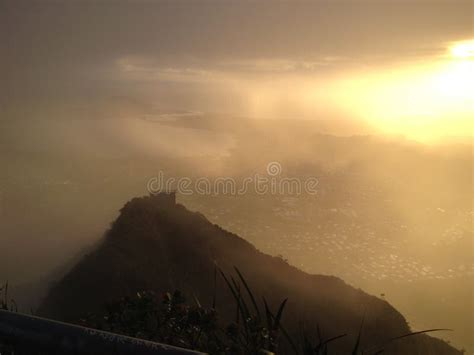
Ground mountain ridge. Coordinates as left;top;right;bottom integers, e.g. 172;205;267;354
39;193;461;354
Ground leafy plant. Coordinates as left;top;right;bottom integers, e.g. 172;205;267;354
0;275;454;355
1;282;8;310
78;269;453;354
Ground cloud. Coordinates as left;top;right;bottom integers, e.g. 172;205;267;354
1;0;472;130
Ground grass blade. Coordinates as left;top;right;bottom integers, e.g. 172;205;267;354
212;264;217;309
352;313;365;355
364;328;453;354
273;298;288;331
234;266;261;320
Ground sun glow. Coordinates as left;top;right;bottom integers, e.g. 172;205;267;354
331;40;474;141
450;40;474;59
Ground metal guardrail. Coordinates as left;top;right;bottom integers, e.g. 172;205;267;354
0;309;205;354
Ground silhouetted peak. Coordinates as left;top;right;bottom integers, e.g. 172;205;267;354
110;192;213;245
118;192;177;217
149;191;176;206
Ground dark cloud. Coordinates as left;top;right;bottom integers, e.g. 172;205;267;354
2;1;471;73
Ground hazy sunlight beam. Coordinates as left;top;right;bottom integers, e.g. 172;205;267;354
331;40;474;142
450;40;474;59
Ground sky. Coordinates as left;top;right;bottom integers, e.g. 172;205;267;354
1;0;473;146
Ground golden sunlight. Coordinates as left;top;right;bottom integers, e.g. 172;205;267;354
450;40;474;59
243;40;473;142
333;40;474;141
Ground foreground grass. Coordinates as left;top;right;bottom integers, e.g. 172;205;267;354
0;270;453;355
77;268;453;354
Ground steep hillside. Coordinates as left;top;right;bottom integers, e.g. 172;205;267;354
39;193;460;354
